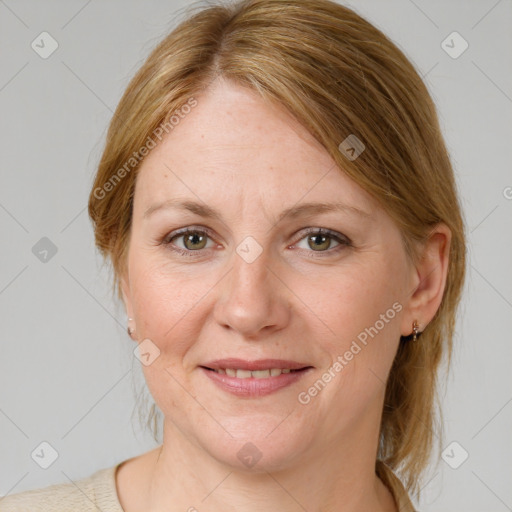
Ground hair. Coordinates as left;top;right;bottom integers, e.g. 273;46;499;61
88;0;466;501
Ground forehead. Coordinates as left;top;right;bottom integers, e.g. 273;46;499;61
133;77;378;216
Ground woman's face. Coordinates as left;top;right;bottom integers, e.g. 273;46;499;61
122;77;416;470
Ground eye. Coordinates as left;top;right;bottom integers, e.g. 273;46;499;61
162;226;351;259
163;227;217;256
293;228;351;256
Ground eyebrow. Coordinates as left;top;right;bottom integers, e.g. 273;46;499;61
143;199;371;224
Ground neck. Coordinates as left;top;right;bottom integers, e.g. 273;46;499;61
143;418;396;512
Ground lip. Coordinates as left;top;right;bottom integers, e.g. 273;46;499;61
199;359;313;398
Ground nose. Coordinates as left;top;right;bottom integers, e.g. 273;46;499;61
213;243;291;339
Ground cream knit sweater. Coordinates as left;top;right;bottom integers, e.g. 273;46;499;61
0;464;124;512
0;460;417;511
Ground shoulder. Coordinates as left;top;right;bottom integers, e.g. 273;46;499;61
0;465;124;512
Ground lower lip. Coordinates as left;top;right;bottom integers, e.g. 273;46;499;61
200;367;312;397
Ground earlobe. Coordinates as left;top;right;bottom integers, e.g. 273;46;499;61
401;224;451;336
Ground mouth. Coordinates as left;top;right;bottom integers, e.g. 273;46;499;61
201;367;306;378
199;358;314;397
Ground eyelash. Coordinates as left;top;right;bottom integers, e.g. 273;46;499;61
162;226;352;259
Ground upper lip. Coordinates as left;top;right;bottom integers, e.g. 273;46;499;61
201;358;312;371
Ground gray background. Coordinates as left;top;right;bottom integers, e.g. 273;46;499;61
0;1;511;510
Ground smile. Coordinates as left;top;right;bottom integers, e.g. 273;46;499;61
199;360;313;397
206;368;297;378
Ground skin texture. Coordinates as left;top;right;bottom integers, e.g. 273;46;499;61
118;76;451;512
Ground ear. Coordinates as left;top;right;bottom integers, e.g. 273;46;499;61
400;223;451;336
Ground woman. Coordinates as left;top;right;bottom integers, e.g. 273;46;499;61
1;0;466;510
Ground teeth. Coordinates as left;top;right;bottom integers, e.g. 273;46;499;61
252;370;270;379
212;368;296;378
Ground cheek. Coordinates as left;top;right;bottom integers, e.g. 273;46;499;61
327;262;400;322
128;258;212;355
128;261;214;418
314;257;406;378
293;264;405;434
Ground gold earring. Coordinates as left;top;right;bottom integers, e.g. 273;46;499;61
127;317;135;336
412;320;419;341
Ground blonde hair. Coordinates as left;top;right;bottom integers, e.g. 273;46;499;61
88;0;466;500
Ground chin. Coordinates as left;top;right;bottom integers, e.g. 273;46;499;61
195;417;314;473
